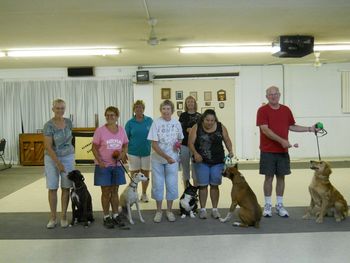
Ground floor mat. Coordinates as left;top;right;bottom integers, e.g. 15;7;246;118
1;207;349;240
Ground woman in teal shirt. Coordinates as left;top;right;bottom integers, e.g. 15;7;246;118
125;100;153;202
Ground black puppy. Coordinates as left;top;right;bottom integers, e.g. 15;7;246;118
67;170;94;227
179;182;198;218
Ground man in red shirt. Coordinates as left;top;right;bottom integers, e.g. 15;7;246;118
256;86;316;217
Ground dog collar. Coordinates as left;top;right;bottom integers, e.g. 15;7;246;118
72;182;84;190
129;181;137;189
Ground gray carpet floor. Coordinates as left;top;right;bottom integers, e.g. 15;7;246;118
1;207;349;240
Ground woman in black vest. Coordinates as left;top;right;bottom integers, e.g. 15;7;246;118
188;109;233;219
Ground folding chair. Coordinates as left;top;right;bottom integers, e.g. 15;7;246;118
0;138;12;171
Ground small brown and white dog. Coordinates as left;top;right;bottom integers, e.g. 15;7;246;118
119;172;149;225
220;165;262;227
303;160;348;223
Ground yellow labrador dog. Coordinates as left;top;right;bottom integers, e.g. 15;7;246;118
303;160;348;223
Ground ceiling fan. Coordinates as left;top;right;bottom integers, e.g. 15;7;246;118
145;17;167;46
141;0;188;46
313;51;322;68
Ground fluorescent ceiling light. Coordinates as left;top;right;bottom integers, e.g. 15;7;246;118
179;45;272;54
6;48;120;57
180;43;350;54
314;44;350;51
0;51;6;57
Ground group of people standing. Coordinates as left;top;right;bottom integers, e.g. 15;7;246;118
43;85;317;229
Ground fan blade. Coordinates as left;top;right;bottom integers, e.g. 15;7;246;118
149;26;157;39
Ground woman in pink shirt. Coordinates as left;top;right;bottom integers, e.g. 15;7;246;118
92;106;129;229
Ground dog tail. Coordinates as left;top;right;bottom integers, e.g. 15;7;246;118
254;221;260;228
121;206;127;214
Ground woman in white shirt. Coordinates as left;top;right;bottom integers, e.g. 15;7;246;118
147;100;184;223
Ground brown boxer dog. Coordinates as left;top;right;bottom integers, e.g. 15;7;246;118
220;165;262;228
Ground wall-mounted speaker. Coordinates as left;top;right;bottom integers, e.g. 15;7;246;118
67;67;94;77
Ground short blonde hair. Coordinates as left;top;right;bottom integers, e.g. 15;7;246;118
133;100;145;111
184;96;197;112
52;98;65;107
159;99;174;113
104;106;120;117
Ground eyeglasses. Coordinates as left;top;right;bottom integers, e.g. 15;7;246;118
105;114;117;117
267;93;280;97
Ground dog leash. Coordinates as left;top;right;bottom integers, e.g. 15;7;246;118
118;160;136;184
314;122;327;161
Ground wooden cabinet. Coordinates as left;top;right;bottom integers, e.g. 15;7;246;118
19;128;96;166
19;133;45;165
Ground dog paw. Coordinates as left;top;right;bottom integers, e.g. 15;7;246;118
190;214;196;219
140;218;145;223
302;214;310;220
129;220;135;225
316;217;323;223
219;218;227;223
180;214;186;219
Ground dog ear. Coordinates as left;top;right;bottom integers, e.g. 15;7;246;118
75;170;85;181
323;162;332;177
184;180;191;188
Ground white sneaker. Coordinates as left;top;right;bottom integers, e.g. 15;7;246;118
46;219;57;229
153;211;163;223
60;219;69;228
140;193;149;203
211;209;221;219
199;209;207;219
275;203;289;217
166;211;176;222
263;203;272;217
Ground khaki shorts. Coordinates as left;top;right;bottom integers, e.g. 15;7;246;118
127;154;151;171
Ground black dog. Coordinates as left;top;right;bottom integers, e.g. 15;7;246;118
179;182;198;218
67;170;94;227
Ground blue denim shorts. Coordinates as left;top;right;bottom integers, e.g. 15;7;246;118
94;165;126;186
44;154;74;190
195;162;224;186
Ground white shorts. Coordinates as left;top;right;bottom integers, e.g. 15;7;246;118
128;154;151;171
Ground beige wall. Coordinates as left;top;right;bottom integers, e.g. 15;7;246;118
153;78;236;153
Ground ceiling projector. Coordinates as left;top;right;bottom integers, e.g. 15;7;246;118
273;35;314;58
